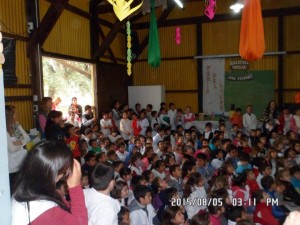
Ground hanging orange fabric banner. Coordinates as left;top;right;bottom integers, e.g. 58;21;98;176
239;0;265;61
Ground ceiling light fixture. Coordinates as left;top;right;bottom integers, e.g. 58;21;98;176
230;0;244;13
173;0;184;9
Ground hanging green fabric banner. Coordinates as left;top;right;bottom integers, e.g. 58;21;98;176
148;0;161;68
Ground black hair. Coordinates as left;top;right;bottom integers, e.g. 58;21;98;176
56;180;67;190
131;175;145;190
63;123;74;139
120;167;131;178
13;141;73;212
184;172;202;198
85;128;93;135
111;180;128;199
151;110;158;117
84;151;96;162
189;212;210;225
169;164;180;176
154;160;164;169
84;105;91;111
142;170;153;182
226;206;244;222
196;153;207;161
239;152;250;162
258;163;271;174
133;185;152;203
118;206;130;224
95;152;106;161
226;144;238;152
92;163;115;190
88;138;97;146
261;175;275;190
162;206;182;225
236;219;253;225
252;190;265;204
182;160;196;179
113;161;124;169
164;187;178;201
232;174;246;187
290;165;300;176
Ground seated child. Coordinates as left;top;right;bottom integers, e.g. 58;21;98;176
81;171;90;189
235;153;252;174
182;160;196;185
89;138;101;153
152;160;167;180
261;175;286;220
116;143;128;162
231;174;251;208
82;152;97;186
256;163;272;189
226;206;247;225
211;149;224;170
277;169;300;205
290;165;300;194
107;150;117;164
225;144;239;169
129;185;159;225
96;152;107;163
183;172;207;219
114;161;124;180
245;169;259;194
109;129;122;143
111;180;129;207
162;206;186;225
84;163;120;224
196;153;214;187
168;165;184;197
252;190;279;225
151;177;169;211
118;206;131;225
56;180;69;201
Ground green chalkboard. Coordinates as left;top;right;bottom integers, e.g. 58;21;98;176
225;70;275;120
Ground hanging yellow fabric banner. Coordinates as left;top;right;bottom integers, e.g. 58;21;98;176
239;0;265;62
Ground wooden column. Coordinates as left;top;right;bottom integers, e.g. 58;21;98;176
196;22;203;112
278;15;284;106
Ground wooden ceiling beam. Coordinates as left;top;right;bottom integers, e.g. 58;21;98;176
27;0;69;56
132;6;300;29
98;25;117;63
92;19;126;59
133;2;176;62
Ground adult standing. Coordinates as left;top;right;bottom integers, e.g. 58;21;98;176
140;110;150;137
44;110;65;141
81;105;96;131
243;105;257;136
6;105;31;194
69;97;83;119
37;97;52;139
112;100;122;130
262;100;280;134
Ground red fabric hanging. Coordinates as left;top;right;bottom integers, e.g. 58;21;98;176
239;0;265;61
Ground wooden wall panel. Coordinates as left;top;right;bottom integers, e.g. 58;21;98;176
1;0;33;130
166;93;198;113
134;60;197;90
39;0;90;59
284;15;300;51
284;54;300;89
5;101;34;131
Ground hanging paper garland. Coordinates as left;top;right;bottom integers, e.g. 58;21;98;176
0;32;4;67
126;21;132;76
204;0;217;20
175;26;181;45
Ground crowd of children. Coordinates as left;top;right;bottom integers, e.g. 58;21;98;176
42;100;300;224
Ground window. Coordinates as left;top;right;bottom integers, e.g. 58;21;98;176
42;56;96;118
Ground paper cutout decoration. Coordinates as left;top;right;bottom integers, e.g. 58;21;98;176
107;0;143;21
0;32;5;68
204;0;217;20
148;0;161;68
175;26;181;45
126;21;132;76
239;0;265;61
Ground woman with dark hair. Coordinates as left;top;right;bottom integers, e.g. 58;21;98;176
45;110;64;141
11;141;88;225
262;100;280;134
111;180;129;207
37;97;52;139
6;105;32;193
162;206;187;225
68;97;83;119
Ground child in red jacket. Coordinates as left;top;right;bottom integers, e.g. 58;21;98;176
253;190;279;225
245;169;260;194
